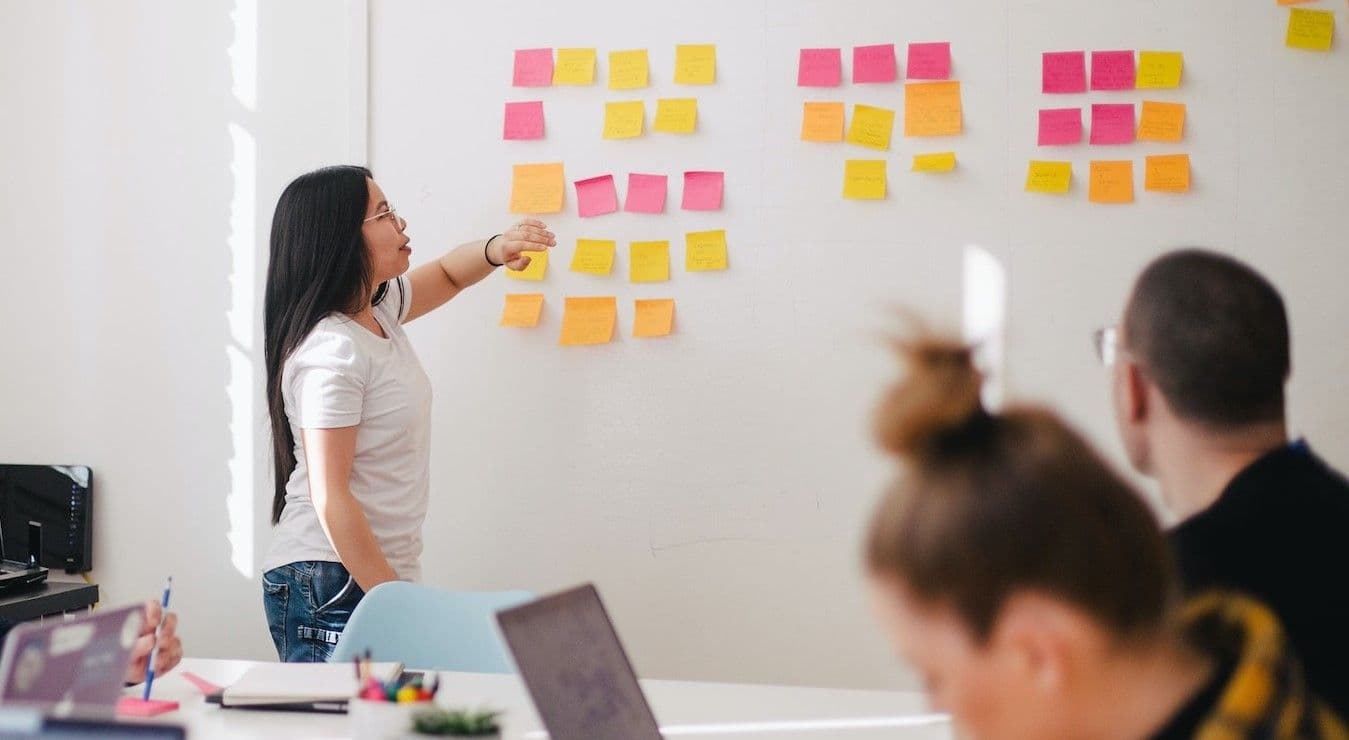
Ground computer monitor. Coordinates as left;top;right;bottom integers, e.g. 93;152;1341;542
0;466;93;573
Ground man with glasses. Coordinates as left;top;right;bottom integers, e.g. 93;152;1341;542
1098;248;1349;716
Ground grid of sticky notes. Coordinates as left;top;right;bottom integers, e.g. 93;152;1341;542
503;46;729;344
797;42;963;201
1028;49;1190;203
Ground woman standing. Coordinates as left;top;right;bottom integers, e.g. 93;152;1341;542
260;165;553;662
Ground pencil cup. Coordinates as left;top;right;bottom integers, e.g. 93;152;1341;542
349;696;430;740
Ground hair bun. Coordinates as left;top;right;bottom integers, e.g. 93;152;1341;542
874;337;985;459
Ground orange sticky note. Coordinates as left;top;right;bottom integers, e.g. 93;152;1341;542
846;104;895;150
503;248;548;281
500;293;544;327
801;102;845;142
633;299;676;338
509;163;565;214
1089;160;1134;204
904;81;962;136
629;241;670;283
1145;154;1190;193
560;296;616;346
685;229;728;271
1138;101;1185;142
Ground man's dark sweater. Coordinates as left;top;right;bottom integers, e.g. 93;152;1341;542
1169;441;1349;718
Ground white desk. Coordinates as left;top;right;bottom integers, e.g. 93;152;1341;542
134;658;951;739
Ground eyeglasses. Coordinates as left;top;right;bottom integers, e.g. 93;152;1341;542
363;205;407;232
1092;326;1119;366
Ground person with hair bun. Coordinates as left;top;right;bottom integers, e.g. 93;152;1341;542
864;336;1346;740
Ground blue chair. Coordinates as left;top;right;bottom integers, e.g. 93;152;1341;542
329;582;535;673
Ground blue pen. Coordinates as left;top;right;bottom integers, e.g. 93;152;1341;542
141;576;173;701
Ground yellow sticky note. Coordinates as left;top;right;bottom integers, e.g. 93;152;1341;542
1089;160;1134;204
685;230;728;271
560;296;616;346
509;163;565;214
912;152;956;172
801;102;845;142
554;48;597;85
904;81;962;136
1136;51;1183;89
500;293;544;328
570;239;616;275
1287;8;1334;51
846;104;895;151
1145;154;1191;193
629;241;670;283
843;159;887;200
503;248;549;281
1025;161;1072;194
674;44;716;84
633;299;676;338
1138;101;1185;142
654;98;698;133
608;49;649;89
603;101;645;139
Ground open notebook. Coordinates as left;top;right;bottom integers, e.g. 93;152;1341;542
216;662;402;712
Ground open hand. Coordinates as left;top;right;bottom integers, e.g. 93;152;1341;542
493;219;556;271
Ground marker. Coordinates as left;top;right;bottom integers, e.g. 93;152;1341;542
141;577;173;701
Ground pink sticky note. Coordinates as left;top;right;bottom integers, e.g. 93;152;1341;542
117;697;179;717
1089;103;1136;145
503;101;544;140
1037;108;1082;146
624;173;667;214
906;42;951;80
1042;51;1086;93
853;44;897;83
575;174;618;218
513;48;553;87
798;48;842;87
1090;50;1136;91
681;171;724;211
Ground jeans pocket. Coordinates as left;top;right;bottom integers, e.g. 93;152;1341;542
311;562;364;617
261;569;291;660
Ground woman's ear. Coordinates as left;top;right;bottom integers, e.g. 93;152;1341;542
991;593;1082;696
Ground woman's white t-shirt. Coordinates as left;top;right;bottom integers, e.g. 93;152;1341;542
263;276;432;581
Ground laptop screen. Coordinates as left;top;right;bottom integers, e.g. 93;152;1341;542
496;584;663;740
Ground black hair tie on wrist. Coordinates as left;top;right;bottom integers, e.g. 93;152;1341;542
484;234;504;267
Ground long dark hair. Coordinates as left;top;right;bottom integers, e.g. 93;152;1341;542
264;165;394;524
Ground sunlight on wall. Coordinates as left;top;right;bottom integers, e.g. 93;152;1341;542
962;245;1007;411
225;0;257;577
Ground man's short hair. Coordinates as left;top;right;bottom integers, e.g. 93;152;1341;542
1123;249;1290;427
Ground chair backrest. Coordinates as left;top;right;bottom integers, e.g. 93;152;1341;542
330;582;535;673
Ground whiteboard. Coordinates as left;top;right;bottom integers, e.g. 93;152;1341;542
368;0;1349;689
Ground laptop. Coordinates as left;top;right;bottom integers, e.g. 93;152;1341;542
496;584;663;740
0;603;143;718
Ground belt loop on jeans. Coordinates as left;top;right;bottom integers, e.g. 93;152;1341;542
296;625;342;645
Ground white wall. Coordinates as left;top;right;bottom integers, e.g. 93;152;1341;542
1;0;1346;693
0;0;363;661
369;0;1349;692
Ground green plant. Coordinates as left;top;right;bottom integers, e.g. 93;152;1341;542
412;707;502;736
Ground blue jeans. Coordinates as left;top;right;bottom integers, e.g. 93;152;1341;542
262;561;365;662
